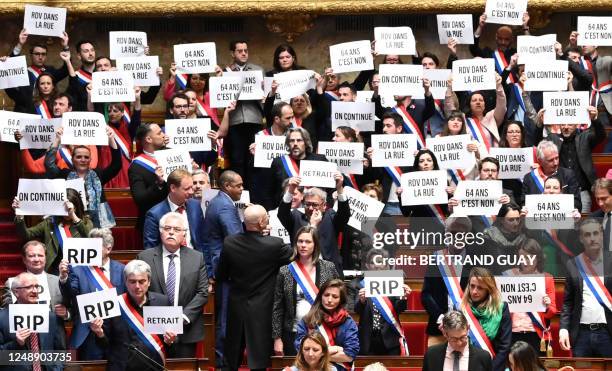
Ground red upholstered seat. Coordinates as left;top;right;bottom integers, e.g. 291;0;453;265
401;322;427;356
407;290;424;311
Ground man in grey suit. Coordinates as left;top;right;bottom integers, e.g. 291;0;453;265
137;211;208;358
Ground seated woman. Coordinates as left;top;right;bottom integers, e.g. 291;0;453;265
507;341;546;371
482;202;527;274
286;332;336;371
295;279;359;371
461;267;512;371
273;226;339;356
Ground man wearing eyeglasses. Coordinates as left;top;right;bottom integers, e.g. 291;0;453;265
137;211;208;359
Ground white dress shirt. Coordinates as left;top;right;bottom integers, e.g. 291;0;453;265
579;252;607;324
443;344;469;371
162;246;181;306
168;197;192;249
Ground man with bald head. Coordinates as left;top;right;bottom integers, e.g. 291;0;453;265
217;204;292;371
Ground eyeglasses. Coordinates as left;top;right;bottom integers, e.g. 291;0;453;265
304;202;322;208
173;104;189;110
14;284;43;292
448;335;469;343
161;226;186;233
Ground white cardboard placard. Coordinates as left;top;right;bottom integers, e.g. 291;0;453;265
9;304;49;333
19;118;61;150
484;0;528;26
91;71;135;103
379;64;424;98
542;91;590;125
0;56;30;89
370;134;417;167
209;76;242;108
436;15;475;44
0;111;39;143
331;101;376;132
154;149;192;181
76;288;121;323
496;275;546;312
116;56;160;87
61;112;108;146
143;306;184;334
452;58;496;91
489;147;534;179
165;118;212;152
63;238;103;266
254;135;287;168
23;5;66;38
317;141;364;175
15;178;67;216
329;40;374;73
524;60;568;92
298;160;337;188
577;17;612;46
400;170;448;206
427;134;475;170
173;42;217;74
109;31;147;59
374;27;416;55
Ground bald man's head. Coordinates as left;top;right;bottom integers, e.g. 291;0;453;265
496;26;513;50
244;204;268;232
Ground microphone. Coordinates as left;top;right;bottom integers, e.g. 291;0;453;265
124;342;167;371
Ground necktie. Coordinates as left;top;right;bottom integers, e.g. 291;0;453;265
177;205;185;214
605;212;611;252
453;350;461;371
166;254;176;305
30;332;42;371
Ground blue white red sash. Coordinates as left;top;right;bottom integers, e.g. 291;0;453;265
426;204;447;226
466;117;491;152
580;57;600;106
433;99;445;120
543;229;574;257
493;49;516;84
291;117;303;128
436;249;464;309
325;91;339;101
447;169;466;188
463;304;497;358
393;106;425;148
344;174;359;189
176;73;189;90
121;103;131;125
575;254;612;312
59;147;73;168
600;80;612;95
318;323;354;371
288;261;318;304
281;155;299;178
117;293;166;364
195;97;220;127
132;153;158;173
512;83;526;113
383;166;403;187
35;100;52;119
371;296;410;355
54;223;72;249
529;168;545;193
110;127;132;160
83;266;114;291
28;66;43;81
75;69;92;86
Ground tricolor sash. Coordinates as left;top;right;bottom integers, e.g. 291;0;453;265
122;103;131;125
195;97;220;127
426;204;447;226
325;91;340;101
463;304;497;358
35;100;52;119
512;83;526;113
383;166;403;187
600;80;612;94
575;254;612;313
543;229;575;258
28;66;43;81
344;174;359;190
110;127;132;160
281;155;299;178
83;266;114;291
393;106;425;148
288;261;318;304
447;169;466;188
580;57;600;106
371;296;410;355
493;49;516;84
318;322;354;371
176;73;189;90
433;99;445;120
436;249;464;309
291;117;303;128
117;293;166;364
75;69;92;86
132;153;158;173
466;117;492;152
59;147;73;168
54;223;72;250
529;168;545;193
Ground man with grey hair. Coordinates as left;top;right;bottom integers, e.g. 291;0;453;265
423;310;492;370
521;139;581;209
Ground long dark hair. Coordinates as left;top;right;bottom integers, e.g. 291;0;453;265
412;149;440;171
441;111;467;136
33;72;57;106
187;73;210;93
499;121;527;147
58;188;87;220
508;341;546;371
464;91;487;117
302;279;347;328
291;226;321;264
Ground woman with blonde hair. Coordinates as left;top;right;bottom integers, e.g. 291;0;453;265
287;332;336;371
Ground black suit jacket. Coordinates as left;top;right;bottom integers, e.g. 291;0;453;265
521;166;581;209
128;160;169;231
422;343;492;371
354;295;407;354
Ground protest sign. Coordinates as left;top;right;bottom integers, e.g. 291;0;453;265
154;149;192;181
254;135;287;168
234;190;250;222
331;101;375;132
484;0;528;25
329;40;374;73
224;71;265;100
19;118;60;150
174;42;217;74
0;56;29;89
577;16;612;46
61;112;108;146
116;56;160;87
452;58;496;91
364;270;405;297
109;31;147;59
77;288;121;323
16;179;67;216
9;304;49;333
66;178;88;210
379;64;424;98
269;209;291;244
299;160;337;188
525;194;575;230
427;134;475;170
273;70;316;101
517;34;557;64
370;134;417;167
374;27;416;55
263;77;282;102
165;119;212;152
63;238;103;266
342;186;384;231
489;147;534;179
496;275;546;312
23;5;66;38
453;180;503;216
318;142;364;175
436;15;474;44
543;91;590;125
524;60;568;92
201;189;219;215
356;90;374;103
143;306;184;334
423;69;451;100
0;111;39;143
400;170;448;206
91;71;135;103
209;76;242;108
201;189;251;220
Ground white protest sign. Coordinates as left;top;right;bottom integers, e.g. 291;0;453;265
525;194;575;230
0;56;29;89
16;179;67;216
66;178;88;210
9;304;49;333
63;238;103;266
269;209;291;243
254;135;287;168
379;64;424;98
374;27;416;55
299;160;337;188
165;119;212;151
517;34;557;64
91;71;135;103
452;58;496;91
201;188;253;220
23;5;66;38
329;40;374;74
116;56;160;87
356;90;374;103
331;101;375;132
173;42;217;74
453;180;503;216
485;0;528;26
234;190;250;222
524;60;568;92
364;270;405;297
427;134;475;170
209;76;242;108
274;70;317;101
489;147;534;179
61;112;108;146
577;16;612;46
0;111;39;143
423;69;451;100
19;118;61;150
154;149;192;181
109;31;147;59
263;77;282;102
143;306;184;334
343;186;384;231
77;288;121;323
224;71;265;100
318;142;364;175
496;275;546;312
436;15;474;44
371;134;417;167
543;91;590;125
400;170;448;206
380;93;395;108
201;189;219;216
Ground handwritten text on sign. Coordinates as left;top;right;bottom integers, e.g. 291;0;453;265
371;134;417;167
91;71;135;103
318;141;364;175
374;27;416;55
116;56;160;87
364;270;405;297
400;170;448;206
452;58;496;91
329;40;374;74
77;288;121;323
577;16;612;46
524;60;568;92
9;304;49;333
299;160;337;188
342;185;384;231
109;31;147;59
525;194;575;230
331;101;375;132
16;178;67;216
484;0;528;26
273;70;317;101
254;135;287;168
543;91;590;125
19;118;61;150
453;180;503;216
436;14;474;44
427;134;475;170
496;276;545;312
165;118;212;152
63;238;103;266
154;149;192;181
0;56;29;89
143;306;184;335
173;42;217;74
61;112;108;146
23;5;66;38
489;147;534;179
0;111;39;144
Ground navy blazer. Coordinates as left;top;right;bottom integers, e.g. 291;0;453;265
143;198;206;254
521;166;582;209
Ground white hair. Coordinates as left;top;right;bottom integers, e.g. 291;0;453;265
159;212;187;231
124;260;152;280
536;140;558;161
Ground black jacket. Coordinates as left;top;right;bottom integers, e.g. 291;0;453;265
422;343;492;371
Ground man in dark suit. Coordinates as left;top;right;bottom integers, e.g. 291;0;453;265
423;310;492;371
128;123;170;231
0;272;65;371
137;212;208;358
559;218;612;357
143;168;206;254
59;228;126;360
217;204;293;371
591;178;612;252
